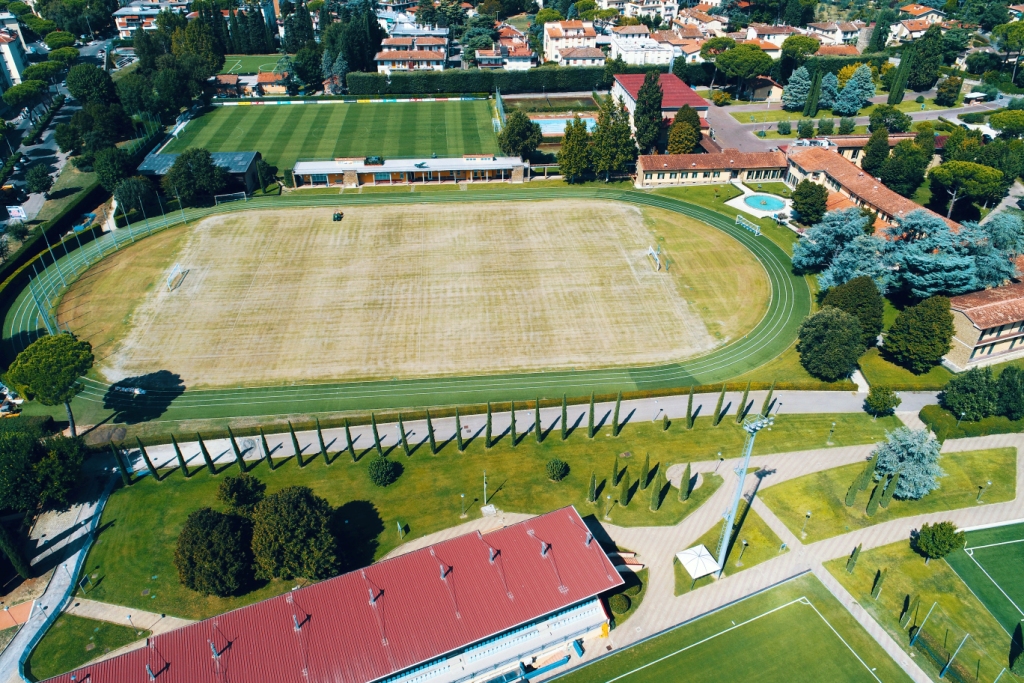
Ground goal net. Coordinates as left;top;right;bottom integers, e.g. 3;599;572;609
167;263;187;291
648;245;662;271
215;192;248;205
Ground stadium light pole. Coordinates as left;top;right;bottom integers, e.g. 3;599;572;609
827;421;836;445
715;414;773;578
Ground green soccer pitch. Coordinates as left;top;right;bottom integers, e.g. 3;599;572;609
219;54;284;74
946;522;1024;633
554;574;911;683
162;100;500;170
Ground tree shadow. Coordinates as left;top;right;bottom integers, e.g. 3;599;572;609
102;371;186;424
332;500;385;572
737;400;754;422
48;185;82;200
1010;624;1023;668
646;462;660;490
595;410;611;431
618;408;636;431
717;401;732;424
463;424;484;451
564;411;584;438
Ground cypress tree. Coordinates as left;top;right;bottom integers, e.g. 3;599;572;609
866;478;885;516
887;44;913;105
227;427;245;472
845;479;859;507
316;418;328;464
344;419;355;462
611;457;618;488
735;381;751;423
802;70;822;117
620;469;630;507
0;523;31;579
485;402;493;448
858;457;877;491
398;414;410;456
612;391;622;436
846;543;861;573
872;567;887;599
561;394;568;441
650;466;663;511
588;393;596;438
679;462;691;501
455;408;465;453
171;434;188;477
901;594;919;628
509;401;517;447
260;427;273;470
713;385;726;426
686;385;694;429
588;471;597;503
197;434;215;474
289;421;303;467
663;412;669;431
111;443;132;486
761;380;776;417
535;398;542;444
229;9;244;54
136;437;158;479
371;413;382;457
426;410;437;454
880;471;900;508
640;452;650;490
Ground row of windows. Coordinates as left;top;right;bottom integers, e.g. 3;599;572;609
980;321;1024;339
971;336;1022;358
747;169;781;180
644;170;721;180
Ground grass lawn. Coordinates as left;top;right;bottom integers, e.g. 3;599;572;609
730;343;855;389
759;125;869;139
945;522;1024;634
162;99;499;170
744;181;792;198
858;348;955;391
0;625;17;652
760;448;1016;542
31;166;97;226
825;541;1013;683
219;54;288;74
559;573;912;683
731;99;957;125
77;413;899;620
24;614;149;682
674;500;787;595
609;568;648;627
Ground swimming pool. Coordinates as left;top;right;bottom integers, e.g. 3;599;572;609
743;194;787;211
532;117;597;135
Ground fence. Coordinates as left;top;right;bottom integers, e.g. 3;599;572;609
495;89;507;128
904;600;1010;683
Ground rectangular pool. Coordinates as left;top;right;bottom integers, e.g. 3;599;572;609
531;116;597;135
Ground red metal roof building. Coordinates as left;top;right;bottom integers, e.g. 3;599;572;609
611;73;709;137
45;507;622;683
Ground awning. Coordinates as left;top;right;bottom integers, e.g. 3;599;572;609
676;544;719;579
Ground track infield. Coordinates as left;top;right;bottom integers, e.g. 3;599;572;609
57;200;769;388
946;521;1024;633
161;100;499;170
554;574;911;683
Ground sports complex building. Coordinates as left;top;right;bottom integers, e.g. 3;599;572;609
46;507;622;683
292;154;528;187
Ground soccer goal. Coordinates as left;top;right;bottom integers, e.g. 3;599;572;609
648;245;662;271
166;263;187;291
215;192;248;205
736;214;762;237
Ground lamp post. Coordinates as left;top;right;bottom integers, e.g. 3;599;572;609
978;480;991;503
737;539;749;565
956;411;966;428
716;414;774;578
827;421;836;445
802;511;812;537
460;493;466;518
483;471;487;506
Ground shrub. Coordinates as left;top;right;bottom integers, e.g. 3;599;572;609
883;296;954;374
839;117;856;134
251;486;337;580
959;112;986;124
608;593;631;614
216;472;266;516
792;178;828;224
777;119;792;135
939;367;997;421
368;456;402;487
817;118;834;135
915;95;925;103
914;521;964;560
624;580;643;597
711;90;731;106
821;275;884;347
796;307;864;382
935;76;962;106
997;366;1024;421
797;118;815;139
546;458;569;481
864;386;901;417
872;427;943;500
173;508;253;596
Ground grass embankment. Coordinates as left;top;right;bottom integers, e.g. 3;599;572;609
78;413;899;620
858;349;955;391
825;541;1014;683
744;182;792;197
609;568;648;627
24;614;150;682
760;448;1016;542
732;98;961;125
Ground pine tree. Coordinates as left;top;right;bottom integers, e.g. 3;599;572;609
557;115;592;183
198;433;215;475
371;413;383;457
620;468;630;507
735;381;750;423
679;462;691;501
819;72;839;110
535;398;542;444
612;391;622;436
344;419;355;462
227;427;245;472
846;543;861;573
509;401;517;447
486;402;493;448
866;478;885;516
802;70;822;118
861;127;890;177
455;408;465;453
640;452;650;490
110;443;132;486
761;380;776;417
136;437;158;479
591;95;636;180
634;71;663;153
316;418;328;464
872;567;887;599
398;414;410;456
713;385;726;426
880;471;900;508
289;421;303;467
561;394;568;441
588;392;596;438
426;410;437;454
782;66;811;111
588;471;597;503
650;466;663;511
686;385;695;429
663;412;669;431
259;428;273;470
0;523;31;579
172;434;188;477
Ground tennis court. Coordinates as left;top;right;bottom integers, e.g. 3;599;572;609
946;522;1024;633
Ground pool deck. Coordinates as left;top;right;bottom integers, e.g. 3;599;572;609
528;113;597;136
725;179;793;219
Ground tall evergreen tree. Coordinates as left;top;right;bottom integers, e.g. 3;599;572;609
557;115;591;183
908;25;943;92
561;394;568;441
713;384;726;426
588;471;597;503
371;413;382;457
887;45;913;105
588;392;595;438
861;128;890;177
227;427;245;472
802;70;822;117
172;434;188;477
228;10;243;53
868;9;897;53
865;477;885;515
111;443;131;486
398;414;410;456
509;401;517;447
649;466;663;511
344;419;355;462
426;410;437;454
0;523;31;579
198;433;215;474
455;408;465;452
289;421;303;467
137;437;158;479
880;471;900;507
259;428;273;470
486;401;493;448
535;398;542;444
634;71;664;153
686;385;695;429
679;461;691;501
818;72;839;110
640;452;650;490
612;391;622;436
619;468;630;507
782;66;811;111
316;418;327;464
735;381;750;423
761;380;776;417
591;95;635;179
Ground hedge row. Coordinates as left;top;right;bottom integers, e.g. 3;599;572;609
918;404;1024;442
23;96;65;147
804;52;890;78
347;67;625;96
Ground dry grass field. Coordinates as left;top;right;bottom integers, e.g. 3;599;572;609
57;200;768;388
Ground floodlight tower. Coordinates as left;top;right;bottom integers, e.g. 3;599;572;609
715;413;774;578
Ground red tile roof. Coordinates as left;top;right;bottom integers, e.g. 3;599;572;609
816;44;859;56
901;3;943;16
560;47;605;59
614;73;708;109
375;50;447;61
46;507;621;683
639;149;787;172
950;282;1024;328
900;19;931;32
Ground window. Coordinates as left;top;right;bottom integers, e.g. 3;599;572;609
692;172;698;178
644;173;652;179
311;174;328;184
713;171;720;178
375;172;390;181
851;149;860;159
657;173;665;179
669;172;677;179
703;171;710;178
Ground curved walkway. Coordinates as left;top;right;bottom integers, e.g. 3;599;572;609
3;188;810;422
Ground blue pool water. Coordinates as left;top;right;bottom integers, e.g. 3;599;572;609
744;194;786;211
533;117;597;134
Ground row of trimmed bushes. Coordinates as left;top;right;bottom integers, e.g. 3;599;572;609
348;67;612;96
804;52;890;78
918;404;1024;442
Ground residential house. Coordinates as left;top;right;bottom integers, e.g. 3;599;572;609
636;149;787;187
0;29;27;88
677;39;705;62
213;74;241;98
476;42;536;69
113;0;189;38
945;283;1024;370
805;20;866;45
612;72;709;136
651;29;690;60
673;22;705;40
543;20;598;62
1009;3;1024;20
815;44;859;56
624;0;680;22
749;75;784;101
375;35;448;73
674;8;727;36
807;132;944;167
599;0;629;13
890;19;931;43
557;46;606;66
741;38;780;59
610;26;675;64
390;20;450;39
900;3;945;23
745;23;803;44
256;71;292;95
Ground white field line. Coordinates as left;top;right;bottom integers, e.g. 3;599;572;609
963;547;1024;618
801;598;883;683
965;538;1024;551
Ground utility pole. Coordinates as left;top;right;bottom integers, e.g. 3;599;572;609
715;414;773;578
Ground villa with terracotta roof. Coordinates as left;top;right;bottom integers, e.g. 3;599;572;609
610;28;675;64
900;3;945;22
612;73;709;136
543;20;597;62
890;18;932;42
556;46;606;66
803;133;943;167
1010;3;1024;20
945;282;1024;370
744;23;803;43
816;44;860;56
375;35;449;73
674;8;727;36
806;20;866;45
256;71;291;95
636;149;787;187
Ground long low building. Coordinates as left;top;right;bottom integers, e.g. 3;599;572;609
138;151;261;194
47;506;623;683
635;149;787;187
945;282;1024;370
293;155;528;187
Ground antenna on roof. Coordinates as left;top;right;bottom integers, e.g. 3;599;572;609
489;547;497;563
293;614;301;631
146;664;156;682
